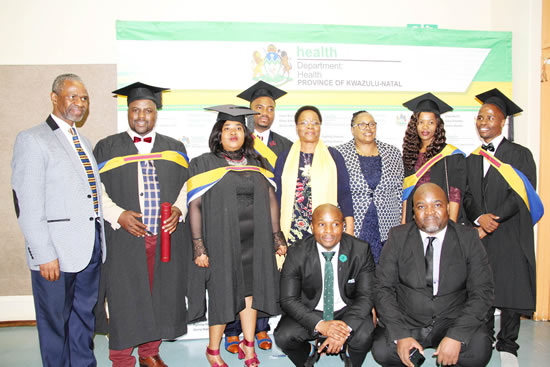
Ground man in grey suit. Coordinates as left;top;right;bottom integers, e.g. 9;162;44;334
372;183;493;367
11;74;106;367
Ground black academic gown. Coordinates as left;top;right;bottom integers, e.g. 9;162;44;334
93;132;191;350
268;130;293;158
463;138;537;313
187;153;281;325
404;154;467;224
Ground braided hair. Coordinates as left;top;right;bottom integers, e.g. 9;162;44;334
402;112;446;172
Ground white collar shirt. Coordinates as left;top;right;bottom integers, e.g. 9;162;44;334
51;113;100;217
126;129;156;154
254;129;271;144
481;134;504;176
419;226;448;295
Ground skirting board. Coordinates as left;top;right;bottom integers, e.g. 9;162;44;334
0;296;36;322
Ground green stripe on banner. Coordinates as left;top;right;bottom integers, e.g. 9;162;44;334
117;105;482;112
116;21;511;81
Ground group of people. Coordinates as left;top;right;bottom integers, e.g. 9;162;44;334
10;73;540;367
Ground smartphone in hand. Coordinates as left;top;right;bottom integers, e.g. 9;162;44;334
409;348;425;366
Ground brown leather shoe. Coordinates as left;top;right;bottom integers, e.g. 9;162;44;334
255;331;272;350
225;335;241;354
139;354;167;367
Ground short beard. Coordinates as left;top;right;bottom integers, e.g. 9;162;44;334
423;223;442;234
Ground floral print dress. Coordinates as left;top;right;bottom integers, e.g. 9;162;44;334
287;152;314;246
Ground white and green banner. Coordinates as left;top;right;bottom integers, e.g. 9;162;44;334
116;21;511;340
117;21;512;158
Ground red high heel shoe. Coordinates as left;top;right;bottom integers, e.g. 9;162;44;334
206;347;228;367
238;339;260;366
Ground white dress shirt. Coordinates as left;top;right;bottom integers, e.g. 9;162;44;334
481;134;504;176
254;129;271;143
473;134;504;225
51;114;101;217
419;226;448;295
51;114;93;170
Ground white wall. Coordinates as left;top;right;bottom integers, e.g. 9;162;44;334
0;0;542;320
1;0;540;151
490;0;542;165
0;0;502;65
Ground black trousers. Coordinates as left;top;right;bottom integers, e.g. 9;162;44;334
486;307;521;355
274;309;374;367
371;321;492;367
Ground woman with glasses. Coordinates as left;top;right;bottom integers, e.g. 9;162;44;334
274;105;354;251
401;93;467;224
335;111;403;263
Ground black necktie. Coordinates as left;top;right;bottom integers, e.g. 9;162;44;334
482;142;495;152
425;237;435;288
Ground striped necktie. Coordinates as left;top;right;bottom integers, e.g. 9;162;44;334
70;128;98;214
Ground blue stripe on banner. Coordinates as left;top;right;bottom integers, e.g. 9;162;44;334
187;181;220;206
402;186;414;202
513;168;544;224
452;148;466;157
176;151;190;164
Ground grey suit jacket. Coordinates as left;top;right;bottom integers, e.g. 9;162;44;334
11;115;106;272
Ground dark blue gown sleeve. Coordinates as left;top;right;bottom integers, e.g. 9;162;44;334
329;147;353;217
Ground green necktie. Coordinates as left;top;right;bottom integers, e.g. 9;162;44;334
322;251;335;321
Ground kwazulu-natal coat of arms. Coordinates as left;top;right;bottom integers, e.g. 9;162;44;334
252;44;292;85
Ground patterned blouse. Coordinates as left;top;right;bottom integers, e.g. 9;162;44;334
335;139;404;246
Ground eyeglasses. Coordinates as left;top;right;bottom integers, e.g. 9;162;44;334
297;120;322;127
352;121;377;130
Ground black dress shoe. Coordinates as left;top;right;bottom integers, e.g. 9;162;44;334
340;350;352;367
304;347;320;367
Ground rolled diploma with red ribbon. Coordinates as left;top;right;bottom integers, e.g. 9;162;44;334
160;202;171;262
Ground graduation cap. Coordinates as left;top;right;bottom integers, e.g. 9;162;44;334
112;82;169;109
403;92;453;115
475;88;523;117
237;81;287;103
204;104;259;124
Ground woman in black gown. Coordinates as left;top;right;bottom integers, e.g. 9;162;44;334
188;105;287;367
401;93;467;224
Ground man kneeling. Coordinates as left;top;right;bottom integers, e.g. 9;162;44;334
275;204;376;366
373;183;494;367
